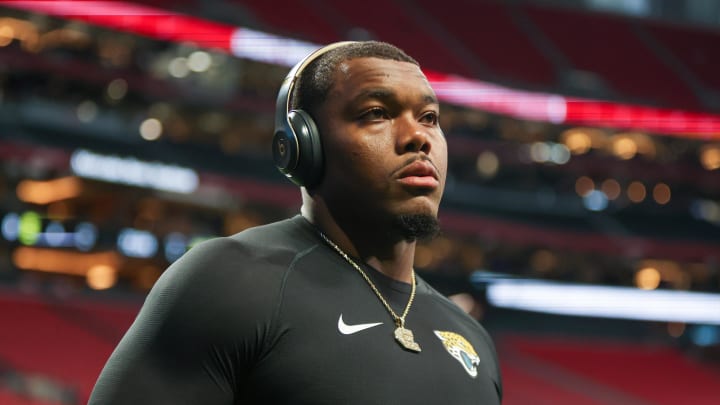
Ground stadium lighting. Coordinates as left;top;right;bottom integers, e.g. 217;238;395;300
12;246;119;275
15;176;83;205
70;149;199;194
2;0;719;138
117;228;158;258
480;276;720;325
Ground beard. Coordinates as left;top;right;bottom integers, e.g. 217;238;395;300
394;214;440;242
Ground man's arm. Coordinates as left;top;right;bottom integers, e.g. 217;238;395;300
89;237;278;404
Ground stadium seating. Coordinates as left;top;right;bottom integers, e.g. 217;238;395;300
643;21;720;90
414;0;557;87
0;388;64;405
226;0;713;111
230;0;340;43
502;335;720;405
318;0;478;78
0;294;138;403
3;291;719;405
521;4;701;110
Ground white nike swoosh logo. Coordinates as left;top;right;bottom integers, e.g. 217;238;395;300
337;314;383;335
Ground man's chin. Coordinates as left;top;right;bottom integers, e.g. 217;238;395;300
394;214;440;242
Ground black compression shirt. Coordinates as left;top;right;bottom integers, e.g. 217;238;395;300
89;216;502;404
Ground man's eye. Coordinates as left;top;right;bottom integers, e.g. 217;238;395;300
359;107;388;121
420;112;439;125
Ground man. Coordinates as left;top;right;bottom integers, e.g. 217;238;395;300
90;41;502;404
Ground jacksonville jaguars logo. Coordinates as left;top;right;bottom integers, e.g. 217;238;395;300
434;330;480;377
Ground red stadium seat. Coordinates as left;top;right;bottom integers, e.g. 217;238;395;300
414;0;557;87
501;334;720;405
643;21;720;90
0;294;139;404
230;0;340;43
522;5;702;110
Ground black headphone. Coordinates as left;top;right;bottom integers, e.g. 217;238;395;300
272;41;357;187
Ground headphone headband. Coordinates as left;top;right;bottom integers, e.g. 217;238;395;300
272;41;358;187
273;41;358;141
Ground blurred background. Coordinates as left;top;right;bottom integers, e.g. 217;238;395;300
0;0;719;403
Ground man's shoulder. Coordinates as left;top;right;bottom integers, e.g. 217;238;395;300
415;277;460;313
175;215;319;278
141;216;319;324
417;277;495;341
229;215;318;253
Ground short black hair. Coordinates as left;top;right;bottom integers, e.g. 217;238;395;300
290;41;419;117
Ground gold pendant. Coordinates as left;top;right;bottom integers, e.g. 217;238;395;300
394;326;421;352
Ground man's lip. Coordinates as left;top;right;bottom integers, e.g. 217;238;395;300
395;160;439;180
394;160;440;188
397;176;439;188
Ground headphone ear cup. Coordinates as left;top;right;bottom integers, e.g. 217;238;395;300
284;109;323;187
272;126;299;180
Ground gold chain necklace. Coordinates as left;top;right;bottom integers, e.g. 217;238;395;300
319;232;421;352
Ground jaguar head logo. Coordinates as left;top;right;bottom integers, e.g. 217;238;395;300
434;330;480;377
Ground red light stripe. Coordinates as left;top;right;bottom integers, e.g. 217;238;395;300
2;0;719;139
2;1;236;51
564;99;720;139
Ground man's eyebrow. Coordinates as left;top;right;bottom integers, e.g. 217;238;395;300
352;88;439;106
352;88;395;103
423;93;439;105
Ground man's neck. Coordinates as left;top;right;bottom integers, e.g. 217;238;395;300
301;200;416;284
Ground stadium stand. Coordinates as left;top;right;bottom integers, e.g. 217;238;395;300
521;4;702;110
224;0;715;111
502;335;720;405
0;387;64;405
317;0;478;77
643;21;720;91
2;291;719;405
413;0;558;87
0;293;138;403
227;0;340;44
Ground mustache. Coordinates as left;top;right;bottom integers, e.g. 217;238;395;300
391;155;439;177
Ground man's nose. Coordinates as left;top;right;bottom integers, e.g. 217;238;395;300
395;114;431;154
